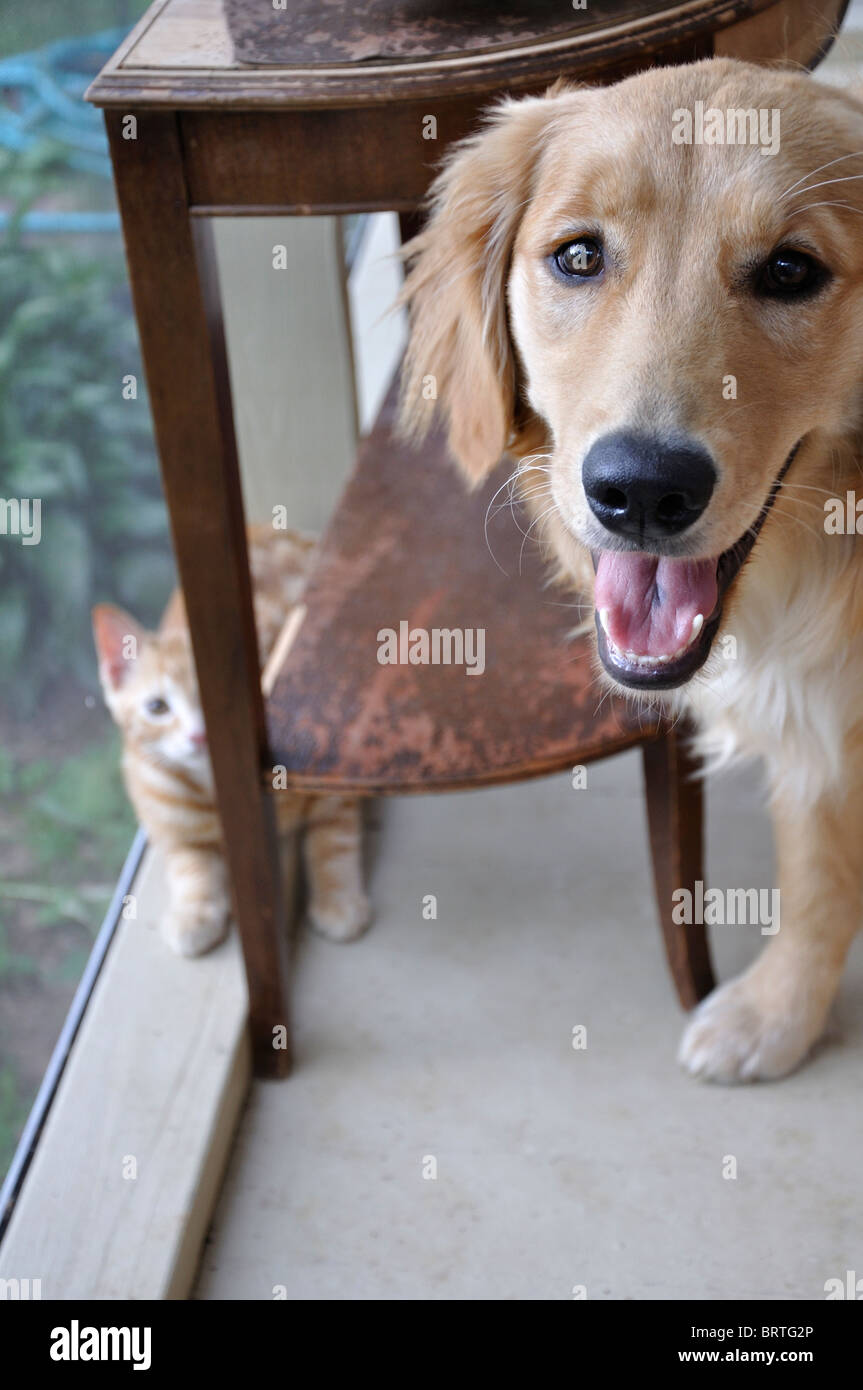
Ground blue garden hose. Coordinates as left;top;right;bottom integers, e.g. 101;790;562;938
0;30;129;232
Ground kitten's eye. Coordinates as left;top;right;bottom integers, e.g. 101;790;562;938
145;696;170;716
552;237;604;279
757;247;828;299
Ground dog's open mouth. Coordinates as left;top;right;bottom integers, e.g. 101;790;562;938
592;442;800;691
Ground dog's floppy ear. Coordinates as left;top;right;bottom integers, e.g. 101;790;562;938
398;94;562;486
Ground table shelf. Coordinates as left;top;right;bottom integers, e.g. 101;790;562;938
265;377;660;794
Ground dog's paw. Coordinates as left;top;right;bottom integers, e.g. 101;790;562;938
678;971;826;1083
161;903;229;958
308;889;371;943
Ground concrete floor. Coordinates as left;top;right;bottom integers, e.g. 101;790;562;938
194;753;863;1300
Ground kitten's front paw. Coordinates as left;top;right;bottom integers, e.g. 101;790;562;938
308;889;371;943
161;903;229;958
678;969;828;1083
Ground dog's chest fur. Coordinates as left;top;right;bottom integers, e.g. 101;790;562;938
681;524;861;806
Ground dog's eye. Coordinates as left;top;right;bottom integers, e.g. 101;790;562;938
552;238;604;279
146;696;170;716
757;247;828;299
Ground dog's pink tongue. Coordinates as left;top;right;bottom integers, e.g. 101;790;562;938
594;552;717;657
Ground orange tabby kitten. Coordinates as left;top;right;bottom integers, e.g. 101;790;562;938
92;527;370;957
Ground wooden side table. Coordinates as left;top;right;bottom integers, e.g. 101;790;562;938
87;0;847;1077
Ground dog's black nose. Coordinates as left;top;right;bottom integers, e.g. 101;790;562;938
583;430;716;541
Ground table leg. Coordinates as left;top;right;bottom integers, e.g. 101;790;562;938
642;722;715;1010
106;111;292;1077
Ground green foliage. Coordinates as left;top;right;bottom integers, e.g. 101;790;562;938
19;732;135;875
0;1;149;61
0;1063;29;1180
0;729;136;925
0;730;136;1184
0;147;174;712
0;922;38;978
0;40;157;1182
0;142;72;233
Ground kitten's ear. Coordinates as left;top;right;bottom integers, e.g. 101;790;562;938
92;604;146;693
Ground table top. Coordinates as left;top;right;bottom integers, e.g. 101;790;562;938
86;0;783;109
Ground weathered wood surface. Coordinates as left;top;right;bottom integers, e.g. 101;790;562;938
266;379;663;793
85;0;847;108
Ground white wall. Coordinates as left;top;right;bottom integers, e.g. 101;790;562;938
214;212;406;530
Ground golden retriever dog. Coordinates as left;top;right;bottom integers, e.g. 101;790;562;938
399;57;863;1083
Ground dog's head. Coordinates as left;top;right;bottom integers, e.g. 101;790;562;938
400;59;863;693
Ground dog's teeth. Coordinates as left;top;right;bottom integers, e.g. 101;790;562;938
604;610;707;671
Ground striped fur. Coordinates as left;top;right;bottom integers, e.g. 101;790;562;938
93;527;369;957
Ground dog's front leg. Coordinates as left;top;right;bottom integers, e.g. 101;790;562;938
679;752;863;1082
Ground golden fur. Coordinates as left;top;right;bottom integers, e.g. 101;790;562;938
93;527;369;957
400;58;863;1082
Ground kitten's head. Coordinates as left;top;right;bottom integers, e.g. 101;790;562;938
92;604;209;774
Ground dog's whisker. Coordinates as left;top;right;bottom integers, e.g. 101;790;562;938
483;464;534;573
545;598;594;612
786;199;863;219
782;171;863;203
767;505;825;541
780;482;847;496
485;493;554;533
778;149;863;202
769;489;832;512
505;487;555;537
514;481;555;497
487;482;553;516
514;451;554;467
518;503;559;572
